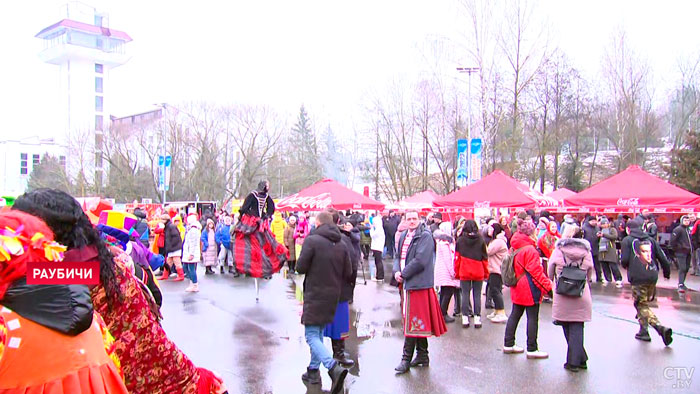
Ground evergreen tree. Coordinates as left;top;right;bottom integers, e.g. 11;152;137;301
287;105;323;192
27;154;73;193
666;130;700;194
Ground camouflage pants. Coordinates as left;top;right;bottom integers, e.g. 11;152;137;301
632;284;659;327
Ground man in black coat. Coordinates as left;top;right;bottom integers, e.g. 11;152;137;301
670;215;693;292
383;210;400;258
161;214;184;281
582;216;602;282
621;219;672;345
296;211;352;393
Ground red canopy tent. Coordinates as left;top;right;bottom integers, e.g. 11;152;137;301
276;179;385;211
433;170;558;212
563;165;700;213
546;188;576;201
397;190;439;211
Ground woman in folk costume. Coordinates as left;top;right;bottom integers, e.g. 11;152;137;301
392;210;447;375
231;180;287;278
12;189;226;394
0;210;128;394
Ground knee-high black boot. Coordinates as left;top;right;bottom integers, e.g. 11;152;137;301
410;338;429;367
331;339;355;367
395;337;416;374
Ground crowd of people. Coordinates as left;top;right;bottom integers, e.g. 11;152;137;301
1;182;696;392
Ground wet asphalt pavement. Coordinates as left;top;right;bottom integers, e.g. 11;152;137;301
158;260;700;394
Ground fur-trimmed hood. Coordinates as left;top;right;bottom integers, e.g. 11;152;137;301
433;229;454;243
554;237;591;251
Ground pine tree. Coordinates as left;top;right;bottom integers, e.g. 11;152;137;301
27;154;73;193
666;130;700;194
287;105;323;192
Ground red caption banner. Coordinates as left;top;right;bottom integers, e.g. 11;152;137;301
26;262;100;285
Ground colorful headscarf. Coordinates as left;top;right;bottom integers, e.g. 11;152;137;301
0;210;66;299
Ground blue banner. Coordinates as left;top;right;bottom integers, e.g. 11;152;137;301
457;139;468;187
470;138;483;184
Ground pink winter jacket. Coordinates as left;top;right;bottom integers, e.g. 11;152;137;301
487;234;508;275
434;233;460;287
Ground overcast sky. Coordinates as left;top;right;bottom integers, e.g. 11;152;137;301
1;0;699;142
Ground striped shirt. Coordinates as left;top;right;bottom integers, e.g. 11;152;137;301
400;229;416;271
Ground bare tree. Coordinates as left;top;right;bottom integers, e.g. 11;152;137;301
499;0;549;170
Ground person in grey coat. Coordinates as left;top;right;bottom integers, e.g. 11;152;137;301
548;233;594;373
392;210;446;374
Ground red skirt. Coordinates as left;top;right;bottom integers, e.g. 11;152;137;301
231;214;287;278
399;286;447;338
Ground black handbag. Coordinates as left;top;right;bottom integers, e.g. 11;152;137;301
555;255;587;297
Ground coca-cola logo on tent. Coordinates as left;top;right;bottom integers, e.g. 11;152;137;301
616;197;639;206
474;201;490;209
277;193;332;210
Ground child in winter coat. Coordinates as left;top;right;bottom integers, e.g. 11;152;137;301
201;219;218;274
182;214;202;292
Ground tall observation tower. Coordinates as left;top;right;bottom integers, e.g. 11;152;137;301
35;2;131;187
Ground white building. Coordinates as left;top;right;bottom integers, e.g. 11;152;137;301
35;1;132;186
0;137;67;196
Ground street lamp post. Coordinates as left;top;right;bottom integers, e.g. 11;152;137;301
457;66;479;186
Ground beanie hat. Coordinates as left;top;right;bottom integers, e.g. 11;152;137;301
627;219;642;229
599;217;609;225
187;213;199;227
586;215;596;222
517;219;536;236
433;212;443;220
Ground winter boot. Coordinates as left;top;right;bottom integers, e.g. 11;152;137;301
220;266;225;274
158;267;170;281
652;324;673;346
635;324;651;342
331;339;355;367
173;267;185;282
410;338;429;367
395;337;415;374
461;315;470;328
205;266;214;275
328;363;349;394
301;367;321;384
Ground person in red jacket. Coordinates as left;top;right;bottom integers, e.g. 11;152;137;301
454;220;489;328
503;219;553;359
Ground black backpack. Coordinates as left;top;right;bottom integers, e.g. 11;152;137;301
555;254;587;297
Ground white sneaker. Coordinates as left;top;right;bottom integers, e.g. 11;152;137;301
503;345;524;354
526;350;549;359
461;315;470;328
615;280;623;288
486;311;496;319
473;315;482;328
490;314;508;323
191;283;199;292
185;284;194;292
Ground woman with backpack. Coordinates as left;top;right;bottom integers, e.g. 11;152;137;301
454;220;489;328
503;219;552;359
547;224;594;372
